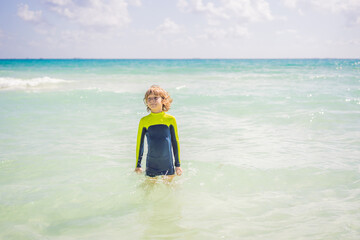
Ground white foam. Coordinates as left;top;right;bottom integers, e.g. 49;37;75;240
176;85;186;90
0;77;72;90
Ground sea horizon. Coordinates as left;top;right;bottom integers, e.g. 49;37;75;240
1;57;360;60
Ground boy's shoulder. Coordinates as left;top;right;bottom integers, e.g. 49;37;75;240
164;113;177;123
163;112;175;119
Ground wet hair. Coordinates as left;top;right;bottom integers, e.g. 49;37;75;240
144;85;173;112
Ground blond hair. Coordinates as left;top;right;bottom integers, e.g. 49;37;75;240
144;85;173;112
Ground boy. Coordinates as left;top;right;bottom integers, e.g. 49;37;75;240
135;85;183;179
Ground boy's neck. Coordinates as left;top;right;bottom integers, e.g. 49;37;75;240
151;111;163;114
150;108;163;113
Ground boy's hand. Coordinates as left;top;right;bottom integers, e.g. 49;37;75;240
134;168;143;174
175;167;183;176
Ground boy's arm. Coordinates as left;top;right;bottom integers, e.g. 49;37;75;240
170;118;181;167
135;119;146;169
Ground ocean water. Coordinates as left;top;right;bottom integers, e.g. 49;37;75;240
0;59;359;239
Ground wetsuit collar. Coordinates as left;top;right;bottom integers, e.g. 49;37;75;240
150;111;165;117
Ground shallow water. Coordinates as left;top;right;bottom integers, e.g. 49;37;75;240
1;59;360;239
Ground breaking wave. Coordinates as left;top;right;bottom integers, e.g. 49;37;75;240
0;76;72;90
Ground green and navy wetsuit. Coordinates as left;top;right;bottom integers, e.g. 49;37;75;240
136;112;180;177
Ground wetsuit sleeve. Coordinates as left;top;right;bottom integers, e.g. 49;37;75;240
170;117;181;167
136;119;146;168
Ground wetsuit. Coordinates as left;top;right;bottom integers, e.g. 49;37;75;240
136;112;180;177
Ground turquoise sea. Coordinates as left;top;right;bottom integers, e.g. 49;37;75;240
0;59;359;239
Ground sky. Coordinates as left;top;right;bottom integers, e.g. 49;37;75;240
0;0;359;58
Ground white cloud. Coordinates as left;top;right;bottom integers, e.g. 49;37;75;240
282;0;360;25
178;0;269;40
17;3;42;22
46;0;72;6
225;0;273;22
283;0;298;8
177;0;189;10
47;0;133;28
276;29;298;35
178;0;274;22
204;25;250;39
16;0;141;55
325;39;360;46
311;0;360;13
349;39;360;45
157;18;184;34
192;0;229;19
204;27;227;39
283;0;360;12
0;29;3;47
128;0;142;7
228;25;250;38
34;27;121;50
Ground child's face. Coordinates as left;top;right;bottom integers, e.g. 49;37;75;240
146;94;163;113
